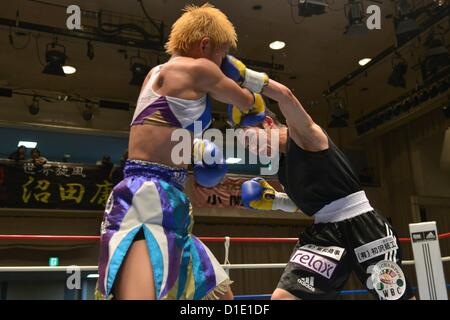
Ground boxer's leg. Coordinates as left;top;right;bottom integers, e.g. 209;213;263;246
271;288;298;300
113;238;156;300
273;224;352;300
348;210;415;300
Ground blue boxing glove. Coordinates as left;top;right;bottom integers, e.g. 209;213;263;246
227;92;266;127
193;138;227;188
221;55;269;94
241;178;298;212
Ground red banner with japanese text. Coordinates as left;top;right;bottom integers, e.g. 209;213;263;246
188;176;283;209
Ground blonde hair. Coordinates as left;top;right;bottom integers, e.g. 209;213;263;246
165;3;237;55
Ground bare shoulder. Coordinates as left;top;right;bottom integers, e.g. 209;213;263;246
160;57;216;77
190;58;220;76
189;58;222;88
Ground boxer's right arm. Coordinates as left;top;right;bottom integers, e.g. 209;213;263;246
192;58;254;112
241;178;298;213
218;57;328;152
262;79;329;152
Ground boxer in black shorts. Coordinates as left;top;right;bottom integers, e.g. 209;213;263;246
240;100;415;300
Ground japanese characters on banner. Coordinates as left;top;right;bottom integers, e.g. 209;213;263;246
0;161;114;210
0;160;283;210
188;176;283;209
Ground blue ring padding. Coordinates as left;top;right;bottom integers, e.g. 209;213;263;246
339;289;370;296
234;284;450;300
234;294;271;300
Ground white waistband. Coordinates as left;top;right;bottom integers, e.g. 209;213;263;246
314;191;374;224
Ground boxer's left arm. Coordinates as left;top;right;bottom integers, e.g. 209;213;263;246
192;58;255;112
262;79;328;152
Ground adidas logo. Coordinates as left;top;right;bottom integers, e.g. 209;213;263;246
297;277;315;292
425;232;436;240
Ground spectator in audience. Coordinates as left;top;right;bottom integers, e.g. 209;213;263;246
62;154;71;163
98;155;114;180
8;145;26;162
30;148;47;173
109;150;128;185
30;148;47;165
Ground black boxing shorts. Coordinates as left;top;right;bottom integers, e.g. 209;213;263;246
276;210;414;300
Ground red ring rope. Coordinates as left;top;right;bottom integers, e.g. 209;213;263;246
0;233;448;243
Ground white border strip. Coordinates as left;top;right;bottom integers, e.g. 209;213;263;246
0;257;448;272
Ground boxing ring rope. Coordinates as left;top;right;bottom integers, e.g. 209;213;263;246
0;232;448;298
0;257;448;273
0;233;449;268
0;232;448;242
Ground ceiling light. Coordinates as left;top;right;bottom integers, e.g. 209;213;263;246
130;55;151;86
269;41;286;50
388;58;408;88
443;103;450;119
421;34;450;81
327;96;349;128
395;18;419;39
63;65;76;75
394;0;419;44
18;141;37;148
87;40;94;60
298;0;328;17
358;58;371;66
82;103;94;121
28;97;40;115
42;42;67;77
344;1;367;36
87;274;99;279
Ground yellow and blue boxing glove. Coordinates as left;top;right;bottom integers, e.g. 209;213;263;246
228;92;266;127
241;178;298;212
221;55;269;127
221;55;269;94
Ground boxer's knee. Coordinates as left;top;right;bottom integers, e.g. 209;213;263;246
271;288;298;300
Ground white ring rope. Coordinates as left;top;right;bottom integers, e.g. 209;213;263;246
223;236;231;275
0;256;447;272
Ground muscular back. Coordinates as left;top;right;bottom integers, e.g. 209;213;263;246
149;57;206;100
129;57;205;168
